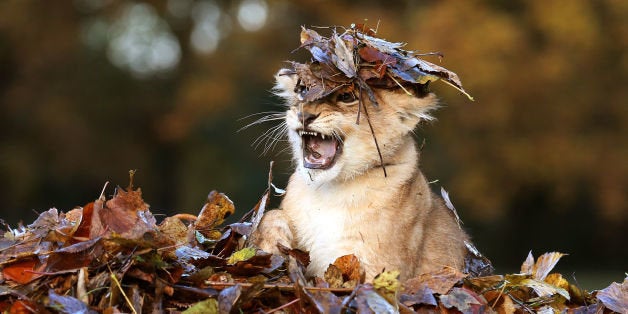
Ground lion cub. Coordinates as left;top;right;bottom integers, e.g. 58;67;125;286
251;68;469;281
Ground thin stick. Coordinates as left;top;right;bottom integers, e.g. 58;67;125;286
266;298;301;314
99;181;109;200
204;281;355;293
360;98;387;177
172;213;197;221
386;73;412;96
356;85;363;124
490;282;507;309
109;267;138;314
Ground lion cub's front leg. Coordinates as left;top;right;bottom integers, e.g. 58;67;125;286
251;210;293;255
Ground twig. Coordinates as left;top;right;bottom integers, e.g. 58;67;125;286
171;213;197;222
77;267;88;304
109;267;138;314
266;298;301;314
359;94;387;177
99;181;109;200
205;281;355;293
386;73;412;96
490;282;507;310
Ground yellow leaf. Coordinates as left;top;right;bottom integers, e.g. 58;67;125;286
373;270;400;305
373;270;400;293
545;273;569;290
227;248;256;265
182;298;218;314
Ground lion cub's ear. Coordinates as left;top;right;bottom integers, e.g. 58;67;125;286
274;69;299;105
376;89;439;129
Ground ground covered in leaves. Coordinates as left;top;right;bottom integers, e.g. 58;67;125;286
0;171;625;314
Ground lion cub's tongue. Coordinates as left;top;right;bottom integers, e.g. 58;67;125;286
303;135;337;169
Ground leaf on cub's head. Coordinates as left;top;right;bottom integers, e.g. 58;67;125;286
290;25;474;102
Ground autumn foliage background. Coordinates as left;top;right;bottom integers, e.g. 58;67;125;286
0;0;625;289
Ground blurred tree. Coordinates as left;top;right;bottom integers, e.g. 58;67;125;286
0;0;625;287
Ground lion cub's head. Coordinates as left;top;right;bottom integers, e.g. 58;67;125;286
275;68;438;183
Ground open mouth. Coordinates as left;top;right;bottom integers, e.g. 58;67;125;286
298;130;342;169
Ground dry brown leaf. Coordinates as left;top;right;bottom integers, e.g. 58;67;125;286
324;264;344;289
158;216;189;245
194;191;235;235
533;252;566;280
596;276;628;313
2;258;43;284
92;186;155;239
404;267;467;295
520;251;535;275
332;254;365;284
497;294;516;314
439;287;486;313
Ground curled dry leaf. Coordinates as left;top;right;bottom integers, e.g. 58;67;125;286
277;242;310;267
194;191;235;237
331;254;365;287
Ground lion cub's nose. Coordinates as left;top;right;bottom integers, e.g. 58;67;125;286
297;111;319;127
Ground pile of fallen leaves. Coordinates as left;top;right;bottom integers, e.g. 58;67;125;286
0;171;626;313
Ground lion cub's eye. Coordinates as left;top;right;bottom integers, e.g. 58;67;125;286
337;92;356;103
294;84;306;95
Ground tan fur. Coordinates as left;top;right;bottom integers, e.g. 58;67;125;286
251;69;468;280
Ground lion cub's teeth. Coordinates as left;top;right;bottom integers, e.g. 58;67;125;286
321;134;326;140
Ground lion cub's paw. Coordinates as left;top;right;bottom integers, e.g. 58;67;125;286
251;209;293;255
